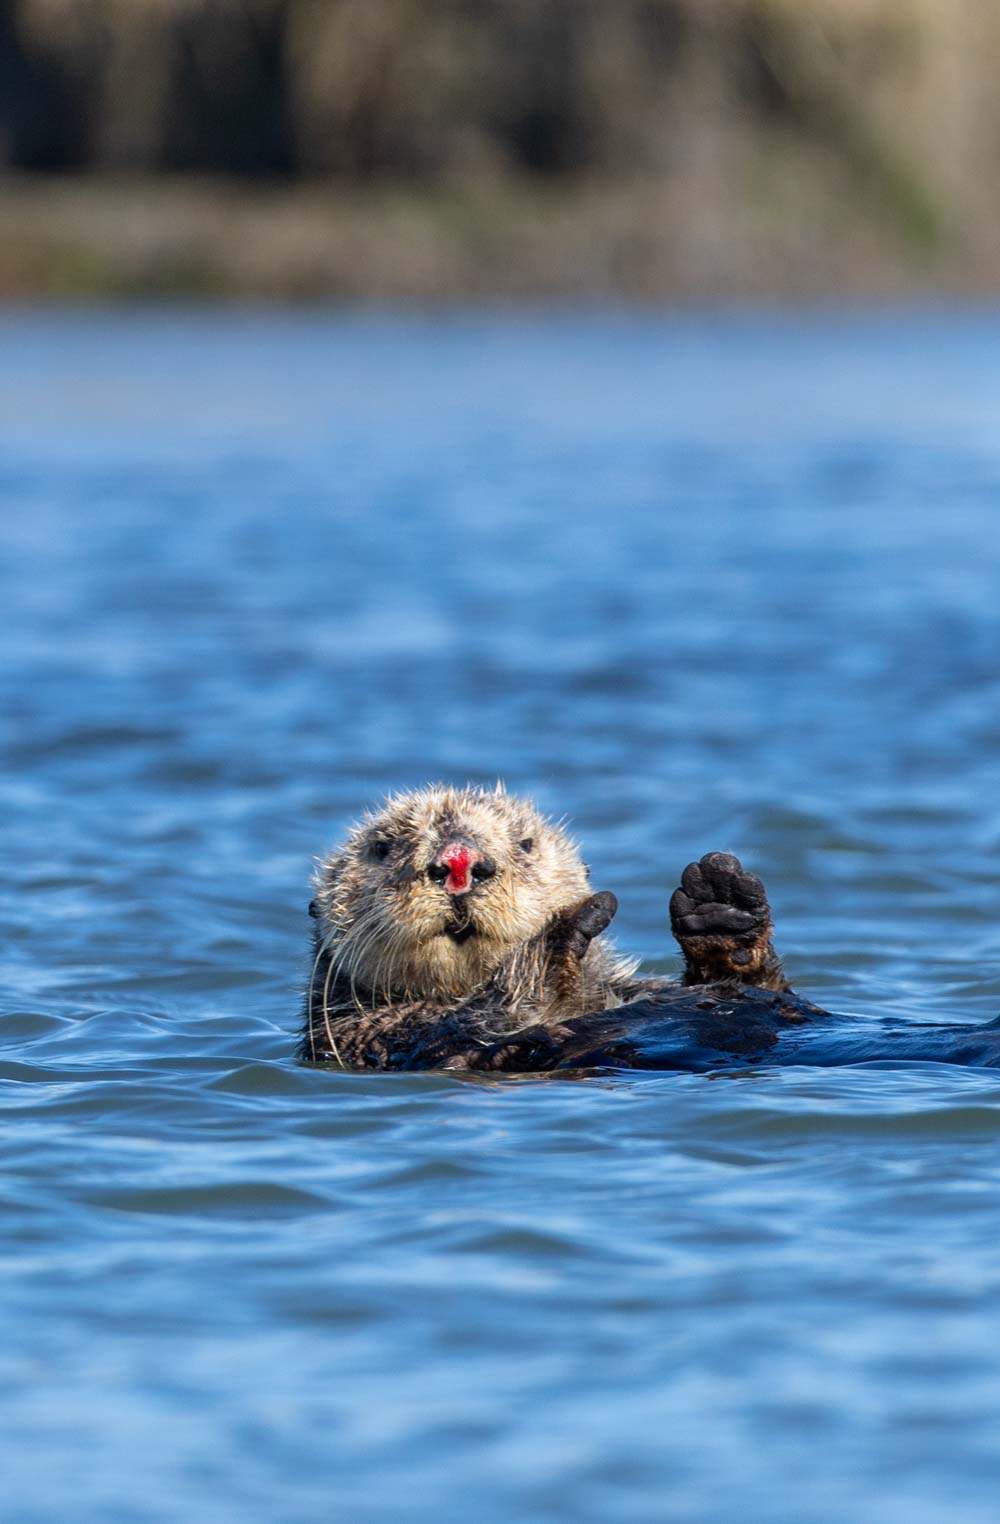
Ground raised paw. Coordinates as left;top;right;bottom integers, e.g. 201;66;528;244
670;852;768;942
669;852;789;991
540;890;619;1006
560;890;618;961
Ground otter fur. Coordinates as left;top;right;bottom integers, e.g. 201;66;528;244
299;786;1000;1074
300;784;785;1070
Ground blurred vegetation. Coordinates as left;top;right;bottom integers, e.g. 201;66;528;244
1;0;997;298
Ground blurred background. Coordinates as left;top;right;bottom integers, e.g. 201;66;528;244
6;10;1000;1524
2;0;999;300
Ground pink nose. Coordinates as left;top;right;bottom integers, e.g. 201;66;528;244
428;842;497;895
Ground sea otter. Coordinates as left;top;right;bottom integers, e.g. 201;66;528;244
300;783;1000;1073
302;783;795;1070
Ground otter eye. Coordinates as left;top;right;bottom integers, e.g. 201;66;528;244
371;839;393;862
519;838;533;853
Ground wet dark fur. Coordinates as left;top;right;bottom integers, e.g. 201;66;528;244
299;820;1000;1074
300;819;790;1071
301;889;636;1069
301;899;1000;1076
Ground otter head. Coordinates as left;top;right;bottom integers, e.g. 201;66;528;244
312;784;592;999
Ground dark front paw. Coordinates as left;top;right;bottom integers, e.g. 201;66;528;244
561;890;618;960
670;853;788;990
670;853;768;945
468;1022;575;1072
541;890;618;1004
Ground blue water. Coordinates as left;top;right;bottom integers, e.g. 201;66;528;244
4;307;1000;1523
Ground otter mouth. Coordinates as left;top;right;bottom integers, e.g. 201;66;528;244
444;916;477;945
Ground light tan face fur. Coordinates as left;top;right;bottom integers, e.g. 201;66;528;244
313;784;591;1000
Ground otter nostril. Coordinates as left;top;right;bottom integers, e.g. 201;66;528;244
471;856;497;882
427;862;450;884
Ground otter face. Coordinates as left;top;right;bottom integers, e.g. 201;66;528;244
313;784;591;999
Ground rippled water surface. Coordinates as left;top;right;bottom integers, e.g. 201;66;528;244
4;308;1000;1522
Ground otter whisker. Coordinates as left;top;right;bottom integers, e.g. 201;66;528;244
314;916;377;1067
371;924;406;1008
306;937;329;1064
342;918;388;1015
348;911;391;983
331;907;381;975
388;920;421;1005
320;950;345;1070
363;914;400;1007
306;932;347;1068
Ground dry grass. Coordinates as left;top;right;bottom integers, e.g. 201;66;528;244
5;0;1000;300
1;156;995;304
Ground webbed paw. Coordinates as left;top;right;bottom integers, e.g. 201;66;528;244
559;890;618;960
539;889;618;1005
670;853;788;991
462;1021;575;1072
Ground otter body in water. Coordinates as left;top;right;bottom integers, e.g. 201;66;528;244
301;784;1000;1073
303;784;636;1067
302;784;792;1070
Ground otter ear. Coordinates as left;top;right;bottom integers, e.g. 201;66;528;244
308;899;318;919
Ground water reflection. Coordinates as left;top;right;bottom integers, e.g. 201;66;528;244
3;309;1000;1523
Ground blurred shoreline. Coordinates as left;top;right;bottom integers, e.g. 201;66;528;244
6;1;1000;303
4;169;999;305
